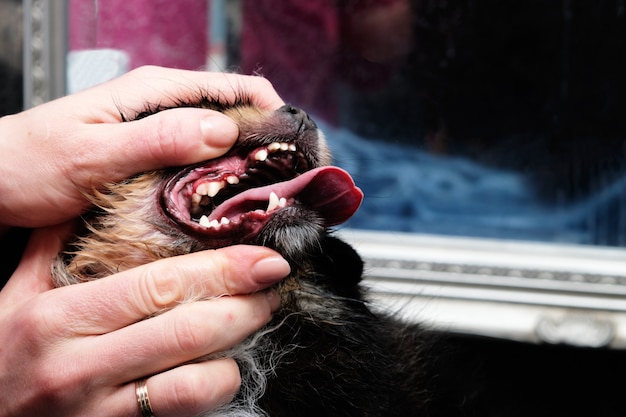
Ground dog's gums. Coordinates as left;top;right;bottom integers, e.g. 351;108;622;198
162;143;362;242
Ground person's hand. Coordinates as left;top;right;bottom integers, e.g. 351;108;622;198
0;65;284;229
0;223;290;417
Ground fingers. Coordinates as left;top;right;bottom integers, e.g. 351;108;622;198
86;291;279;383
51;245;290;335
105;359;241;417
74;67;284;183
0;243;286;417
144;359;241;417
7;293;272;417
80;107;240;181
0;223;76;306
0;67;285;229
105;66;286;118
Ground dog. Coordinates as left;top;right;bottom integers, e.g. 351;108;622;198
52;92;626;417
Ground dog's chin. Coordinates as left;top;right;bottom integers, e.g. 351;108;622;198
254;205;325;263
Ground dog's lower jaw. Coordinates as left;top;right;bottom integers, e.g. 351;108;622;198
203;237;429;417
206;288;429;417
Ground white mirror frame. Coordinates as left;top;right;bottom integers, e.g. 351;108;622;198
339;229;626;348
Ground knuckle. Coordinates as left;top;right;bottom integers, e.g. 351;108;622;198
170;371;206;413
171;360;241;414
31;354;86;407
205;249;237;295
148;114;181;162
17;296;67;341
136;265;182;314
171;312;209;354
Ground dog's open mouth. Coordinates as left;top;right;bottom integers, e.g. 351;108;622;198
161;140;363;241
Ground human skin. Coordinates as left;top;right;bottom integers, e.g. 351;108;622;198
0;66;291;417
0;66;284;230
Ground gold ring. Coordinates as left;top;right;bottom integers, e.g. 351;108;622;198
135;378;155;417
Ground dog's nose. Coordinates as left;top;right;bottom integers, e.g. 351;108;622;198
278;104;317;131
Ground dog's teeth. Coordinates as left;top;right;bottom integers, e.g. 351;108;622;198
267;191;280;212
255;149;268;162
207;181;225;197
268;142;296;153
226;175;239;185
198;215;225;229
268;142;281;152
279;197;287;208
197;181;225;197
191;193;202;205
196;183;208;196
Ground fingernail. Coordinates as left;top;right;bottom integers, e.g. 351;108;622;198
252;256;291;286
200;113;239;148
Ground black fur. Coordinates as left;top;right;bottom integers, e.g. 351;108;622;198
252;233;626;417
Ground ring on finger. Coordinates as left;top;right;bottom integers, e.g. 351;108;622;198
135;378;155;417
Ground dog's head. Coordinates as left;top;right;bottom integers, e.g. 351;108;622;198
54;95;363;285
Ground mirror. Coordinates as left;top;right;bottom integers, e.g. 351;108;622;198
21;0;626;347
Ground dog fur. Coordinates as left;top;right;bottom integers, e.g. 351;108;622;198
52;93;626;417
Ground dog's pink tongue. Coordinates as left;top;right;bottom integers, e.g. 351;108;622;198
209;167;363;226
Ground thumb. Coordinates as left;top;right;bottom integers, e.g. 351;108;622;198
0;222;75;305
87;107;239;182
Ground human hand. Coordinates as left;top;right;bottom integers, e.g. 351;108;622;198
0;66;284;229
0;223;290;417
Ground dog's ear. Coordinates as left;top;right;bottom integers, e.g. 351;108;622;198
310;235;365;298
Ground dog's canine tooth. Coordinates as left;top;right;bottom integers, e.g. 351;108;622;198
199;215;210;227
267;191;280;212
